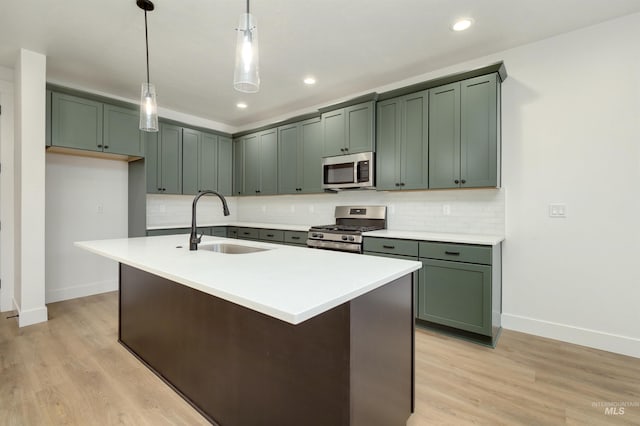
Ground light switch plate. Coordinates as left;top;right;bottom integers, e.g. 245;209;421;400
549;203;567;218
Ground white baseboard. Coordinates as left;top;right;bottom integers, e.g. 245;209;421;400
13;298;48;327
45;279;118;304
502;313;640;359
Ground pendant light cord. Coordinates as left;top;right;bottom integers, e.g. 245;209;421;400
144;10;150;85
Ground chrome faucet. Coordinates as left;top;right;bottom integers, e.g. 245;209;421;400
190;190;230;251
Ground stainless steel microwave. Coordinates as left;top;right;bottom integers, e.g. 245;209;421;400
322;152;375;190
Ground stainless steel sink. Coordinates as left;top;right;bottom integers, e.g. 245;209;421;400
198;243;270;254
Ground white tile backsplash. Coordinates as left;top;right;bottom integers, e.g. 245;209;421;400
147;189;505;235
146;194;239;227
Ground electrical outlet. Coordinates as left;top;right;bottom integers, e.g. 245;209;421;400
97;203;104;214
548;203;567;218
442;204;451;216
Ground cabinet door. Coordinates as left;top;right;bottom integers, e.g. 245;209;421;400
429;82;461;189
217;136;233;196
419;258;491;336
243;134;261;194
376;98;402;190
233;138;244;195
345;101;374;154
46;90;52;146
145;131;161;193
364;251;420;316
200;132;218;192
322;109;345;157
159;123;183;194
461;74;498;188
278;123;300;194
51;92;103;151
259;129;278;195
103;104;144;156
182;128;200;195
402;91;429;190
300;117;323;193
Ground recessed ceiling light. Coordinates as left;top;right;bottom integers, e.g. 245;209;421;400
236;102;248;109
452;18;473;32
303;77;317;85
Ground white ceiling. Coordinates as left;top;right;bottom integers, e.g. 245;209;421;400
1;0;639;131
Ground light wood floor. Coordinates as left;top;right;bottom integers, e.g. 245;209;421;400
1;292;638;425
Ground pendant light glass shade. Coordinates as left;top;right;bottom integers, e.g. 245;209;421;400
139;82;158;132
138;0;158;132
234;13;260;93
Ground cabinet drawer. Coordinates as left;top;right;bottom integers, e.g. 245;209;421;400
284;231;308;245
363;237;419;257
211;226;227;237
259;229;284;242
237;228;260;240
419;242;491;265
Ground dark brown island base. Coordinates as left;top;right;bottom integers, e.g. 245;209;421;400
119;263;415;426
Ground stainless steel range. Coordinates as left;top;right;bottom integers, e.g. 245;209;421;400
307;206;387;253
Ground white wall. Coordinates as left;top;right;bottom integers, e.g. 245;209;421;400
45;153;128;303
0;67;15;313
13;49;48;327
497;15;640;357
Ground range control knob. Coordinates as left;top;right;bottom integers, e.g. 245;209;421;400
311;233;318;238
342;236;348;241
348;236;355;242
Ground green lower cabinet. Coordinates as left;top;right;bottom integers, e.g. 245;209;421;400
211;226;228;237
364;251;420;315
284;230;308;246
419;258;492;336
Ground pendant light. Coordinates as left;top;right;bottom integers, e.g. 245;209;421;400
233;0;260;93
137;0;158;132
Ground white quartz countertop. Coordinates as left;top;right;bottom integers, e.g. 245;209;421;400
362;230;504;246
75;235;421;325
147;222;504;245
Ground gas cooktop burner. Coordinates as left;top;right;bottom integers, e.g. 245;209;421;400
309;224;383;233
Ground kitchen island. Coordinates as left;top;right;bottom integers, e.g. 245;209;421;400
76;235;422;426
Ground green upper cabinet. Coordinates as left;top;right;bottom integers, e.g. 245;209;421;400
322;109;345;157
103;104;144;156
145;131;160;194
155;122;183;194
182;128;201;195
429;73;499;189
217;136;233;196
46;90;52;146
258;129;278;195
182;128;218;195
345;102;375;154
277;123;300;194
242;129;277;196
50;91;144;156
233;138;244;196
300;117;323;193
51;92;103;151
243;133;260;195
277;117;323;195
376;90;428;190
322;101;374;157
199;132;219;192
460;74;499;188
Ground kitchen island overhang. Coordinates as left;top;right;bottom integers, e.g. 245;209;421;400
76;235;422;426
